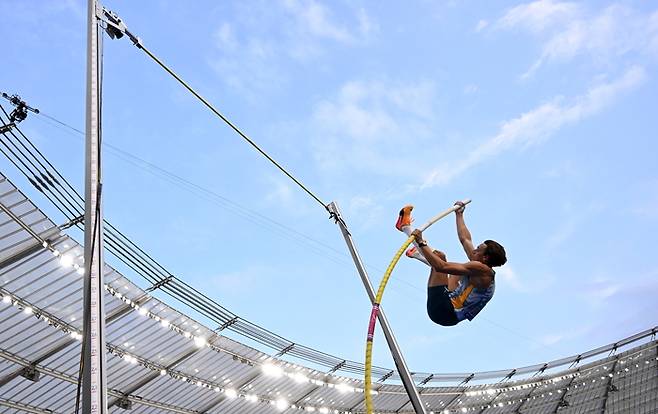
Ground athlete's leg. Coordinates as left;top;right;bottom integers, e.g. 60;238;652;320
447;275;462;291
419;249;461;290
397;206;428;252
397;206;458;289
427;250;449;287
426;262;460;326
405;246;431;266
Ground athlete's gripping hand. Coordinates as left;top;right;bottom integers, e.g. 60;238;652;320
411;229;426;246
454;200;466;214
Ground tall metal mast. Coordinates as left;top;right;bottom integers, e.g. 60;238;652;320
328;202;427;414
82;0;107;412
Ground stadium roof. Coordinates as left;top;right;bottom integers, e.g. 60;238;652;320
1;155;657;413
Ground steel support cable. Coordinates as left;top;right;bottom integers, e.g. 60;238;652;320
0;115;169;289
0;107;86;212
0;146;485;383
230;317;292;343
0;113;84;225
104;229;177;286
0;127;64;198
0;124;91;414
290;346;346;366
61;221;163;288
83;228;233;327
0;106;74;200
28;109;418;315
160;282;236;324
105;225;170;282
7;116;245;326
0;134;79;224
0;126;84;220
227;321;287;345
19;113;410;326
5;121;657;385
37;111;85;135
33;101;509;352
32;110;353;268
227;318;295;350
133;44;330;215
0;108;183;289
165;279;238;322
106;224;308;328
166;277;241;322
99;232;162;285
3;167;168;289
3;109;435;380
0;106;78;198
102;217;175;278
2;106;187;410
10;101;355;317
364;200;471;414
96;184;348;282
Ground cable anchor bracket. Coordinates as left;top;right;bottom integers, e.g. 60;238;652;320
99;7;142;48
1;92;39;123
0;122;15;134
327;204;350;235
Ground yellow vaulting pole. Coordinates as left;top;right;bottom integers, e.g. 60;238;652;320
328;202;427;414
364;199;471;414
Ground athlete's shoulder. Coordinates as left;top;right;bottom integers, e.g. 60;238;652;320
465;261;494;288
464;260;491;274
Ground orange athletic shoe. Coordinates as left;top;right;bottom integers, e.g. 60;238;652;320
405;246;418;258
395;205;414;231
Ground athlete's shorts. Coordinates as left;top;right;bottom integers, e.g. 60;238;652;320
427;286;459;326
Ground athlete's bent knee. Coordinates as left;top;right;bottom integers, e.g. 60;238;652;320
433;250;447;260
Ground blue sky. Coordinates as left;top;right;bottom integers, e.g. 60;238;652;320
1;0;657;378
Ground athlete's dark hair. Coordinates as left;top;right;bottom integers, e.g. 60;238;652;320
484;240;507;267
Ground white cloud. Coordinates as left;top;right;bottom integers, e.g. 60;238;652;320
346;195;386;230
497;0;580;34
214;22;238;51
493;2;658;77
587;284;622;305
496;265;555;293
542;160;579;179
543;200;604;252
579;270;658;312
535;325;593;347
264;175;294;206
349;195;376;214
282;0;354;43
545;218;576;250
632;192;658;219
310;79;436;178
539;333;565;346
495;265;524;291
420;66;646;189
356;7;378;38
314;89;398;143
209;1;376;96
475;19;489;33
650;11;658;56
464;83;479;94
581;277;623;308
525;5;646;78
209;28;283;99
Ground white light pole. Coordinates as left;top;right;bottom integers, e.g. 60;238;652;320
82;0;107;412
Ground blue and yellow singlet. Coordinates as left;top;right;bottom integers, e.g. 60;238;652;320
449;270;495;322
